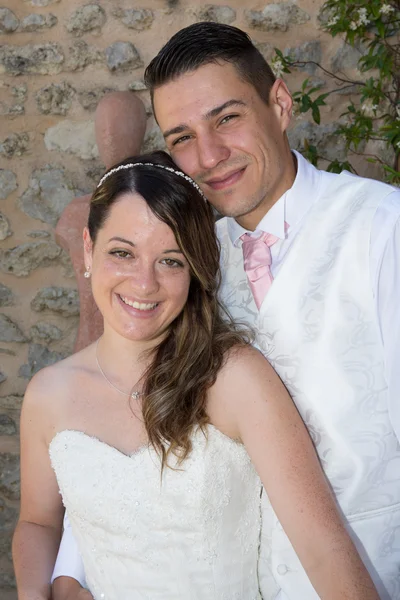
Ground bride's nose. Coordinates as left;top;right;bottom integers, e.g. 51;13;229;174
130;260;160;296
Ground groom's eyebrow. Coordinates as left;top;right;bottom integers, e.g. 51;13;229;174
163;99;246;139
205;99;246;120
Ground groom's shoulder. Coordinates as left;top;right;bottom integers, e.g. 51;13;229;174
329;169;397;195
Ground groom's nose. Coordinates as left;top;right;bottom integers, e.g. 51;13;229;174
196;131;230;171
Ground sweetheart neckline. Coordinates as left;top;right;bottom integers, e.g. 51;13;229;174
49;424;243;462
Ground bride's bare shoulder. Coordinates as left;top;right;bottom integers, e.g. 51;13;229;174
23;342;96;407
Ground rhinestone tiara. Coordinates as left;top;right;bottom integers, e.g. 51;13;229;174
97;162;206;200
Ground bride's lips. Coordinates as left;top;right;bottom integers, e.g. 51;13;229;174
205;167;246;191
116;294;161;318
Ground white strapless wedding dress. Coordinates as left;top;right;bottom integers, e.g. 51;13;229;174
49;425;264;600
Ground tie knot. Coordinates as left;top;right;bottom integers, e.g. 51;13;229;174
240;231;278;248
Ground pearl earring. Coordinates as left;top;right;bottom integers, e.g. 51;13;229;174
84;268;91;279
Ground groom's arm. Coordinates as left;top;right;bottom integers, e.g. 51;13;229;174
52;514;91;600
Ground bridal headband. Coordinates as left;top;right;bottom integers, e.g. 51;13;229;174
97;162;206;200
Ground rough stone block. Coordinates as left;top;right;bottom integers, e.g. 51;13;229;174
27;230;51;239
128;80;146;92
31;286;79;316
65;40;104;71
0;314;25;343
0;133;29;158
30;321;63;343
18;343;65;378
142;128;165;153
19;166;81;227
0;213;11;240
0;395;23;410
0;43;64;76
331;42;366;73
253;41;274;62
0;498;17;569
288;121;348;162
35;82;75;115
197;5;236;24
0;170;17;199
245;2;310;32
77;87;115;111
105;42;143;72
44;120;98;160
285;40;322;74
0;453;19;500
0;8;19;33
0;285;14;307
0;241;62;277
113;8;154;31
20;13;58;32
0;85;27;118
0;414;16;435
66;4;106;36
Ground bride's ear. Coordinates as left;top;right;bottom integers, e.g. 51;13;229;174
83;227;93;272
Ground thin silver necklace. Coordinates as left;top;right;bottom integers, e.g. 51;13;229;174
95;339;143;400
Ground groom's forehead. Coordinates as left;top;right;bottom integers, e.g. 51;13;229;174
152;62;245;127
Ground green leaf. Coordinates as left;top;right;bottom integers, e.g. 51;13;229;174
301;78;310;91
312;105;321;124
315;93;330;106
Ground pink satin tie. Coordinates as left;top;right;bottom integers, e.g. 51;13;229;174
241;231;278;310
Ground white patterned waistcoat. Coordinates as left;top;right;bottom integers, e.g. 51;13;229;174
217;172;400;600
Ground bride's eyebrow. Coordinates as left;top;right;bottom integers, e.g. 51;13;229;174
108;238;184;255
108;236;135;247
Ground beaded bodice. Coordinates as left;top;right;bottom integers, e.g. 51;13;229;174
49;426;263;600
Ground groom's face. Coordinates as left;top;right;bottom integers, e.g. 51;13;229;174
153;61;293;230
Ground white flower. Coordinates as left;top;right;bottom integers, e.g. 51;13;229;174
350;8;370;29
380;4;395;15
357;8;370;26
271;57;284;79
361;100;379;116
327;15;339;27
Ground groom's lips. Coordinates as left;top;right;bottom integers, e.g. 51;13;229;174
205;167;246;191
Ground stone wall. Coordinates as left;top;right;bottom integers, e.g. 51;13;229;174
0;0;377;595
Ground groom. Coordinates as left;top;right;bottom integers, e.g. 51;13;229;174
53;22;400;600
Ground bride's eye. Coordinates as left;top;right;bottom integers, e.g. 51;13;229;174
109;250;131;259
161;258;184;268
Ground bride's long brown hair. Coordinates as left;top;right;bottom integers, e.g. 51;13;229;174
89;151;250;469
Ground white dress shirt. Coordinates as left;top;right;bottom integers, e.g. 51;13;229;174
51;151;400;590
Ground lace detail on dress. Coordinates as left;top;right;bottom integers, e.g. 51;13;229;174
50;426;263;600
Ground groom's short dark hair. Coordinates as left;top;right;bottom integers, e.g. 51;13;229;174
144;22;276;109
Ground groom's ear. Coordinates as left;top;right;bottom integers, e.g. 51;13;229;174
270;79;293;133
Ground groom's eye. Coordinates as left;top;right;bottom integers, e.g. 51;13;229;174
220;114;239;125
172;134;192;146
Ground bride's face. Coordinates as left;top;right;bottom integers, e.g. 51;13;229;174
84;192;191;345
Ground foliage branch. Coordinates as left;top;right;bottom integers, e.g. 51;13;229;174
271;0;400;183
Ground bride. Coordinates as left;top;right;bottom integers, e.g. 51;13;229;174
13;151;378;600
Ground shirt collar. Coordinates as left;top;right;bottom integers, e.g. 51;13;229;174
228;150;323;247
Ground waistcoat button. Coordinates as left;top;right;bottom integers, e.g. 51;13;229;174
277;564;288;575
